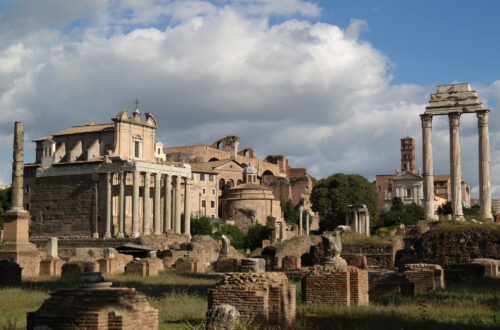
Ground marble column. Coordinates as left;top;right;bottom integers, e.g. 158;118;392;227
131;171;140;237
299;206;304;236
175;176;182;234
449;113;464;219
154;173;161;235
478;110;493;220
164;175;172;232
11;122;25;212
183;178;192;235
143;172;151;235
118;171;125;238
306;213;310;236
421;114;436;220
104;172;112;238
353;211;359;233
412;185;418;204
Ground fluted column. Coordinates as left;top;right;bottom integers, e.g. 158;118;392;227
353;211;359;233
143;172;151;235
104;172;112;238
421;114;436;220
154;173;161;234
183;178;192;235
131;171;140;237
449;113;464;219
478;110;493;220
118;171;125;237
164;175;172;232
175;176;182;234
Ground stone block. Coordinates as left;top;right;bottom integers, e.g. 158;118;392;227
471;258;499;277
404;263;445;290
47;237;58;259
240;258;265;273
215;257;240;273
404;270;435;292
436;83;471;94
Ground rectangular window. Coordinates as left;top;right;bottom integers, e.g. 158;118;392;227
200;173;205;181
201;200;206;208
407;188;411;197
202;188;206;195
212;188;216;195
209;174;214;182
134;141;140;158
211;200;215;208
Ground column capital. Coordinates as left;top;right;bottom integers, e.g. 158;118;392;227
477;110;489;126
420;114;433;128
448;112;461;126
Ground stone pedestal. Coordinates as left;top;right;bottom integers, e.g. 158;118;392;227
240;258;266;273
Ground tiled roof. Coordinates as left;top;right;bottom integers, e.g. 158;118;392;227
52;123;115;136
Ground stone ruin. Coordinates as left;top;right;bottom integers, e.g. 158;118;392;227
208;272;296;327
471;258;499;278
281;255;301;271
125;257;163;277
404;263;445;291
27;270;158;329
301;229;369;306
0;259;22;285
205;304;241;330
215;235;241;273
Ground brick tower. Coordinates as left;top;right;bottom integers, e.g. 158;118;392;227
401;136;416;173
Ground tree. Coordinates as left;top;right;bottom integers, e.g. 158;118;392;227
310;173;378;232
280;199;298;225
377;197;424;229
190;216;213;236
244;223;273;250
437;201;452;215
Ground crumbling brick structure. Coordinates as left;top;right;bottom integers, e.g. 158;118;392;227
282;255;301;271
39;259;65;276
369;272;414;298
98;253;133;275
302;265;368;306
61;262;84;280
215;257;240;273
471;258;499;278
27;280;158;329
404;263;445;290
208;272;296;327
174;256;205;273
125;259;162;277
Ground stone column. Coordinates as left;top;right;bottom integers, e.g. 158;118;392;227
143;172;151;235
11;122;25;212
353;210;358;233
306;213;310;236
412;185;418;204
477;110;493;220
448;112;464;219
183;178;192;235
131;171;140;237
118;171;125;238
175;176;182;234
164;175;172;232
421;114;436;220
153;173;161;235
299;206;303;236
104;172;112;238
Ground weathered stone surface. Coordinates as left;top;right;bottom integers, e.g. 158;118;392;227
205;304;240;330
369;271;414;298
471;258;499;277
404;263;445;290
240;258;265;273
221;235;231;257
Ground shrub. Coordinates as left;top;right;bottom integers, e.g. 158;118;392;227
191;216;213;236
212;224;245;250
244;223;273;250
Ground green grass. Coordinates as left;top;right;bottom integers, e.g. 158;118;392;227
0;274;498;329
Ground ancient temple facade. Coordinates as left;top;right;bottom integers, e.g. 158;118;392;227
24;108;193;238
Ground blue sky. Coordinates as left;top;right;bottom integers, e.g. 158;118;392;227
0;0;499;198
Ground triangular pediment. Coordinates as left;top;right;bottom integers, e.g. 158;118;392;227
213;159;245;172
393;170;422;181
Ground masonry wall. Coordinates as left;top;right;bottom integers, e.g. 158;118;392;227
30;174;96;237
404;270;435;291
302;271;350;306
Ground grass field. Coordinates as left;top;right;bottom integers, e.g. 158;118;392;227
0;273;498;329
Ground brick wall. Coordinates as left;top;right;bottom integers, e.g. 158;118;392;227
125;259;162;277
404;263;445;290
215;257;240;272
282;255;301;271
302;266;368;306
39;259;65;276
369;272;414;298
61;262;84;280
0;250;46;278
404;270;435;292
208;272;296;327
98;254;133;275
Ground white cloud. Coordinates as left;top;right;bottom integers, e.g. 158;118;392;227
0;0;498;198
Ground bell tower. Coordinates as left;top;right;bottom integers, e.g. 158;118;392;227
401;136;416;173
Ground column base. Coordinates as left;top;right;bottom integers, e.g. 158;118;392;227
131;232;140;238
103;232;111;239
143;230;151;236
117;232;124;238
153;231;161;236
92;233;99;239
453;214;465;221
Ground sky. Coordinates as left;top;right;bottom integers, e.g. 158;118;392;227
0;0;499;198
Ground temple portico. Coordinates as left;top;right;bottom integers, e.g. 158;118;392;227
100;161;192;238
421;83;492;221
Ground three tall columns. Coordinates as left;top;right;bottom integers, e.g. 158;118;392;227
421;111;492;220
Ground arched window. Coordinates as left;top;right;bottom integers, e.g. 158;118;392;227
219;178;226;191
228;179;234;188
